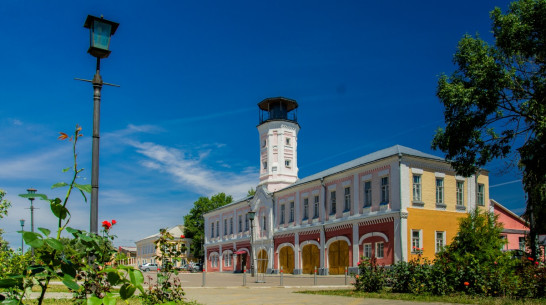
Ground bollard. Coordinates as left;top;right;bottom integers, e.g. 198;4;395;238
314;266;317;286
202;268;206;287
280;266;284;286
344;267;348;285
243;266;247;286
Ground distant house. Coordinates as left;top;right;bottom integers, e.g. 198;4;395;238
116;246;137;266
135;225;192;268
491;199;528;251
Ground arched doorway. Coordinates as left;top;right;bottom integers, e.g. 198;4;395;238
278;246;295;274
257;249;268;273
301;244;320;274
328;240;349;275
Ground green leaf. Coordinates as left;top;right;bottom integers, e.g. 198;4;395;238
52;182;69;189
107;271;121;286
50;201;70;220
119;284;136;299
23;232;44;248
62;167;71;172
38;227;50;236
0;299;20;305
61;262;77;278
18;193;48;200
0;278;21;289
129;269;144;287
87;296;102;305
62;275;80;291
103;293;118;305
75;183;92;193
66;227;78;234
78;189;88;203
45;238;64;251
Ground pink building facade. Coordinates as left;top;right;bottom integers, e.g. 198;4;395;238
491;199;528;251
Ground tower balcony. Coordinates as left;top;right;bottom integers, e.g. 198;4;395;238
258;97;298;125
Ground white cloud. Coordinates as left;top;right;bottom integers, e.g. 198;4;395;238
127;140;257;199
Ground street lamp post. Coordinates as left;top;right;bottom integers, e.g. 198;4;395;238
247;210;256;277
20;219;25;253
26;188;36;257
81;15;119;233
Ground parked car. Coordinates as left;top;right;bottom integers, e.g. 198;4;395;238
139;263;159;272
189;262;203;272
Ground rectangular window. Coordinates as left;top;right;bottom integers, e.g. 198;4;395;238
224;253;232;267
263;161;267;169
216;221;219;237
224;219;227;236
285;160;291;168
478;183;485;206
519;236;525;251
381;176;389;203
238;215;242;233
330;191;337;215
229;218;233;234
313;195;319;218
413;175;422;202
344;187;351;212
211;223;214;238
411;230;421;252
286;138;290;145
289;202;294;222
436;178;444;204
363;243;372;258
280;204;285;224
303;198;309;220
376;242;384;258
364;181;372;207
245;214;249;231
456;181;465;206
263;216;267;231
435;231;445;253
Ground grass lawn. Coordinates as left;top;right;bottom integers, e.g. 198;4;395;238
298;289;546;305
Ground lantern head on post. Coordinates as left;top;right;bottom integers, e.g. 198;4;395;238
84;15;119;59
247;211;256;221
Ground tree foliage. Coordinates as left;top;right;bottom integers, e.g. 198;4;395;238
432;0;546;255
183;193;232;261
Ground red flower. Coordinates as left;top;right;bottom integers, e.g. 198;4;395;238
357;261;361;266
464;282;469;286
102;220;112;230
536;261;539;265
180;234;185;238
528;257;534;261
112;219;117;225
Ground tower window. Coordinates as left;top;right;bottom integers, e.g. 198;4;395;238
285;138;291;145
263;161;267;170
285;160;291;168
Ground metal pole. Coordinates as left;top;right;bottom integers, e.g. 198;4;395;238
30;199;35;257
280;266;283;286
90;57;102;234
243;266;247;286
345;267;348;285
250;218;255;277
202;268;206;287
314;266;317;285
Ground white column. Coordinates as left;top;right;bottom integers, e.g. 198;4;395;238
219;244;223;272
320;227;325;273
353;174;359;214
295;190;300;225
294;232;300;273
352;223;359;266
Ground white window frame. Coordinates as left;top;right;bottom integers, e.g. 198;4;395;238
456;181;464;206
280;204;285;224
413;175;422;202
363;243;372;258
211;222;215;238
229;218;233;234
477;183;485;206
303;198;309;219
285;137;291;146
435;231;445;253
289;201;295;222
285;159;291;168
224;219;228;236
330;191;337;215
436;178;444;204
344;187;351;212
381;176;389;204
364;181;372;207
375;242;384;259
313;195;319;218
216;221;220;237
411;229;422;253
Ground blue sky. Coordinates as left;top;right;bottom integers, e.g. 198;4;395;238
0;0;524;249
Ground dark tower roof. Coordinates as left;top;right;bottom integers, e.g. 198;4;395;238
258;97;299;126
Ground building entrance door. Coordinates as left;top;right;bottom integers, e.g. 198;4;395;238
257;249;268;273
278;246;294;274
301;244;320;274
328;240;349;275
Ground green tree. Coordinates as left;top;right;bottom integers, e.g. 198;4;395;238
183;193;232;262
433;0;546;258
435;209;512;295
247;187;256;196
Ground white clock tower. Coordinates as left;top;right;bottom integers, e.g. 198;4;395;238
257;97;300;192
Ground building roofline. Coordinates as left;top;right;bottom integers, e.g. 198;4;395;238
491;198;528;225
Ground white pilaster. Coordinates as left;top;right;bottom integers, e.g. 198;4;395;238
353;174;359;214
352;223;359;265
219;244;223;272
294;232;300;271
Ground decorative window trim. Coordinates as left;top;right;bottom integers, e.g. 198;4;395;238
411;168;423;174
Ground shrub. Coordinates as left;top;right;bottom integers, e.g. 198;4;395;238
353;256;386;292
